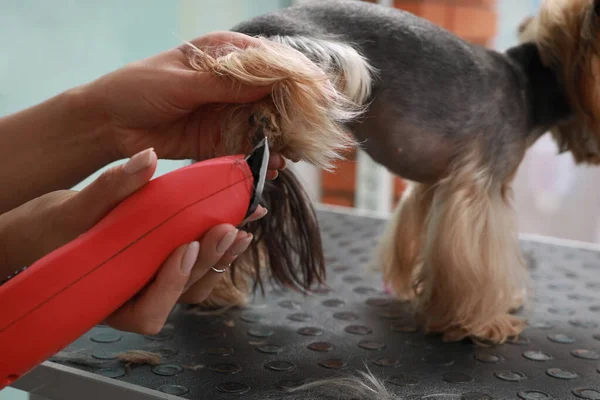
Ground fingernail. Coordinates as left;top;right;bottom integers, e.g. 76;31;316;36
181;241;200;274
124;148;155;174
230;233;253;256
217;229;238;253
256;206;268;218
280;156;288;170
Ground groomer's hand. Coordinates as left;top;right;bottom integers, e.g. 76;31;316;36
85;30;285;179
0;148;266;335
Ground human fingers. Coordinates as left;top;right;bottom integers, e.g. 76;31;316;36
2;148;158;270
104;241;200;335
267;170;278;180
269;153;286;170
179;224;247;294
267;153;286;180
149;31;262;66
240;205;268;226
68;148;157;230
185;31;264;54
179;231;254;304
175;32;274;104
179;68;273;105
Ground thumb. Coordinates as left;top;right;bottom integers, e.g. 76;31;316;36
73;148;158;228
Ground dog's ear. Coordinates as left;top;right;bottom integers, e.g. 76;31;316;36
230;168;326;295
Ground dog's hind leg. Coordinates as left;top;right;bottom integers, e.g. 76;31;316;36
414;143;528;344
372;181;434;300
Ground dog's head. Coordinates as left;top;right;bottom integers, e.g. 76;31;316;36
519;0;600;164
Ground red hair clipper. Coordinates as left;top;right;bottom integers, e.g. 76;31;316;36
0;138;270;389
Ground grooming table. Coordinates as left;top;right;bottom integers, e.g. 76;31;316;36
11;205;600;400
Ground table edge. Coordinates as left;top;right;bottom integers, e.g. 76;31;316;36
11;361;182;400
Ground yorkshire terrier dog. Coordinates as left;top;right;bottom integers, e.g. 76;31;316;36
183;0;600;345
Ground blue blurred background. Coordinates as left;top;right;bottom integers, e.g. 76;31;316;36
2;0;598;396
1;0;291;186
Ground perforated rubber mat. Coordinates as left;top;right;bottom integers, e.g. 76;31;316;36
49;209;600;399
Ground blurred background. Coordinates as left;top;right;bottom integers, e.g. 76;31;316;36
2;0;599;398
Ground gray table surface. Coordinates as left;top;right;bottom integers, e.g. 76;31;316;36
11;205;600;400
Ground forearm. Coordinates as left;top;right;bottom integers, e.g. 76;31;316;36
0;85;115;214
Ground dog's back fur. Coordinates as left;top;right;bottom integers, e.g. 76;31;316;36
233;0;570;182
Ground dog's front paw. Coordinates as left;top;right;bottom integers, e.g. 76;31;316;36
473;314;526;345
509;288;528;313
434;313;526;345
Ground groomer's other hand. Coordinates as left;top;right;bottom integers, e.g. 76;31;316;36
85;30;285;179
0;148;269;335
0;148;159;273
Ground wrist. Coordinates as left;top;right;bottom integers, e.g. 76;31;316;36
61;83;119;165
0;80;120;214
